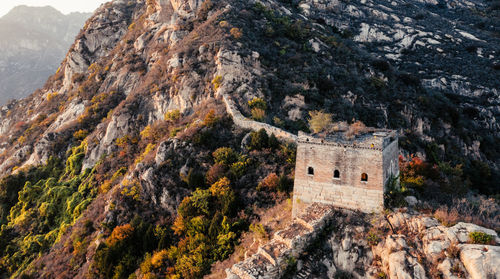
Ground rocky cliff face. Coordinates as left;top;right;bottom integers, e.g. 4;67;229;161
0;0;498;194
298;208;500;279
0;0;498;278
0;6;91;104
299;0;500;163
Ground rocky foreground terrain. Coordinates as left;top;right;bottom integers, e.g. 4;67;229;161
227;203;500;279
0;6;90;104
0;0;498;278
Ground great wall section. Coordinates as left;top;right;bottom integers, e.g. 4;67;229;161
219;84;500;279
221;94;298;142
220;94;338;279
225;203;336;279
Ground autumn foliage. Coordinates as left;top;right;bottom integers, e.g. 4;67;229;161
107;224;134;246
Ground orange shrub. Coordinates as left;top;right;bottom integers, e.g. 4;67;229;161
257;173;279;191
205;163;226;185
230;27;243;39
107;224;134;246
172;215;186;236
346;120;368;137
209;177;231;197
151;249;169;268
204;109;217;127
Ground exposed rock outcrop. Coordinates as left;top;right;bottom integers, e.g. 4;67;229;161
229;206;500;279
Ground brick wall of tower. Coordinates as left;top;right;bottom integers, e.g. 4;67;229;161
292;141;389;216
382;139;400;188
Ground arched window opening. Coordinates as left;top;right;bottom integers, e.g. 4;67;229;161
361;173;368;182
334;170;340;179
308;167;314;176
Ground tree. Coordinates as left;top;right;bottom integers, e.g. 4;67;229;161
249;129;269;150
308;111;332;133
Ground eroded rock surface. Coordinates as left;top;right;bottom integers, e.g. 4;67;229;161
230;207;500;279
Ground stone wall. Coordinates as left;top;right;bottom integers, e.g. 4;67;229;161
225;203;336;279
382;139;399;186
222;94;297;142
292;139;387;216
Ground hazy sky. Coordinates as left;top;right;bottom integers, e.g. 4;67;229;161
0;0;109;17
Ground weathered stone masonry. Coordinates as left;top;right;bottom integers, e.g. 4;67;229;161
222;94;298;142
221;92;399;215
292;130;399;216
226;203;336;279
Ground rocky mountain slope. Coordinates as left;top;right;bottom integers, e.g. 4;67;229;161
0;6;91;104
0;0;498;278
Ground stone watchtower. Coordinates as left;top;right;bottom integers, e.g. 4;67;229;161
292;129;399;216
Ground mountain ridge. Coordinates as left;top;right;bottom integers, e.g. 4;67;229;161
0;5;91;105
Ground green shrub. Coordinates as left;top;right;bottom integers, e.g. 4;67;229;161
367;231;381;246
248;97;267;110
183;169;206;189
164;110;181;122
248;129;269;150
249;223;268;240
277;174;293;192
168;178;240;278
384;175;407;209
0;143;98;277
94;217;160;279
212;147;238;166
211;76;223;90
468;231;494;244
64;141;87;177
268;134;280;149
230;160;249;178
281;142;296;164
170;127;182;137
73;129;88;141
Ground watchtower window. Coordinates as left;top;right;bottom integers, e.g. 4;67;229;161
308;167;314;176
361;173;368;182
333;170;340;179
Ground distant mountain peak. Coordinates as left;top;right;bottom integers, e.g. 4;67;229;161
0;5;91;104
2;5;64;21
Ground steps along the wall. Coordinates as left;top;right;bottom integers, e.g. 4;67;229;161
225;203;335;279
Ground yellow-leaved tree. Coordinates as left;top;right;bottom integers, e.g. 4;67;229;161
308;110;333;133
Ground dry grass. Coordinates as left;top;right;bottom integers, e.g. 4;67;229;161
432;196;500;231
345;121;369;138
434;206;460;227
446;241;460;258
206;199;292;278
308;110;333;133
